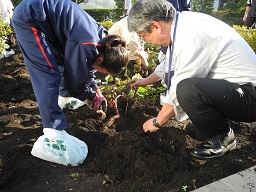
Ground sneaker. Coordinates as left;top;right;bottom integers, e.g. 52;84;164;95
190;128;236;159
58;96;85;110
5;49;15;57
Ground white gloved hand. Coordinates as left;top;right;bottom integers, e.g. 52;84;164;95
31;128;88;166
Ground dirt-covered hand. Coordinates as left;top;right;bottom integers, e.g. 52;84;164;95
130;78;143;89
143;118;160;133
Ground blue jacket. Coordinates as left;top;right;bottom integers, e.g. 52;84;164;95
166;0;190;12
21;0;107;100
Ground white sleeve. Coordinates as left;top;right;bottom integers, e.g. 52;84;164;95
154;60;165;78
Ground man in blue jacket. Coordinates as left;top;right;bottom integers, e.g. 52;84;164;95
12;0;129;166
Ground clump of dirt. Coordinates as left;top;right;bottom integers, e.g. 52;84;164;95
0;45;255;192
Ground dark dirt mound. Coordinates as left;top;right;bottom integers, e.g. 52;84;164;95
0;45;255;192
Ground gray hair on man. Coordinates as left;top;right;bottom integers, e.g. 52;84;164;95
127;0;176;33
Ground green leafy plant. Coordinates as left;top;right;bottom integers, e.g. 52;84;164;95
144;43;161;71
0;22;13;55
100;75;130;99
94;23;164;106
181;185;188;192
99;73;165;106
70;173;80;181
192;0;214;14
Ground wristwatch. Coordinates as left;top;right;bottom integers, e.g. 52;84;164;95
153;118;162;128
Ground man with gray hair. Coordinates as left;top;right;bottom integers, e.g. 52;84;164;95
128;0;256;159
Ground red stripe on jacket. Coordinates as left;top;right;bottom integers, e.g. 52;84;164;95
31;27;54;71
82;42;102;47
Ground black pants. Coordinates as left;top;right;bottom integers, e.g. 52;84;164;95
244;16;256;28
177;78;256;139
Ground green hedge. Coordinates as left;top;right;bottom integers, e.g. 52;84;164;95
233;25;256;53
98;20;115;30
84;8;123;22
211;10;244;26
85;8;245;27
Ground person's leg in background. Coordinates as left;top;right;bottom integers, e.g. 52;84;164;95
177;78;256;159
244;16;256;28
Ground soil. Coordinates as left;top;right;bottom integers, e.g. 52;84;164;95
0;44;256;192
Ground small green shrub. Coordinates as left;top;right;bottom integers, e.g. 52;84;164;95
98;20;115;30
0;22;13;36
233;25;256;53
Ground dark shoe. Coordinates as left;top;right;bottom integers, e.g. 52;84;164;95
190;128;236;159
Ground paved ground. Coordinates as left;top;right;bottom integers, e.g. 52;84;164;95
192;165;256;192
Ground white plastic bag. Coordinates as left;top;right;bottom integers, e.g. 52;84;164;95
31;128;88;166
58;96;85;110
